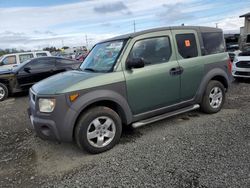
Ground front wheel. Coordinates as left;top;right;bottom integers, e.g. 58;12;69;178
75;106;122;154
200;80;225;114
0;83;8;101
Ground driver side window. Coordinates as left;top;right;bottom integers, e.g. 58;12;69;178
2;56;17;65
128;36;172;66
24;59;55;70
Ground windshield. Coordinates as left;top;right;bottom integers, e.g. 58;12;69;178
80;40;125;72
238;51;250;56
12;59;32;71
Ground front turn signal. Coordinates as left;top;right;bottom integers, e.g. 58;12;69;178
69;93;79;102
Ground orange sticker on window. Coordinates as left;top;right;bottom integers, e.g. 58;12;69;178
185;40;191;47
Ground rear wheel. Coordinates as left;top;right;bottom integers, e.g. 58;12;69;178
200;80;225;114
0;83;8;101
75;106;122;154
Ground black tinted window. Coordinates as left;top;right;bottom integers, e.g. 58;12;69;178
128;37;172;66
26;58;55;69
202;32;225;55
239;51;250;56
176;33;198;59
247;34;250;43
57;59;75;64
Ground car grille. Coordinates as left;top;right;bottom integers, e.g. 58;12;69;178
235;71;250;76
236;61;250;68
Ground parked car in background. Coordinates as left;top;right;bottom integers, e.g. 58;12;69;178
28;26;232;154
0;51;51;70
228;50;241;62
76;52;88;62
226;44;239;52
232;51;250;80
0;56;80;101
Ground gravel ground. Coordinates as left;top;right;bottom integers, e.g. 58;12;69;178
0;80;250;188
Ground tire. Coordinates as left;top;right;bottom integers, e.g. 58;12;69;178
200;80;225;114
74;106;122;154
0;83;8;101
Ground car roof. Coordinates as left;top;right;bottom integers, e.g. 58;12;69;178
101;26;222;43
2;51;50;56
32;56;74;60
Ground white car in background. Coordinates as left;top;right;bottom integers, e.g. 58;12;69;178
232;51;250;80
0;51;51;69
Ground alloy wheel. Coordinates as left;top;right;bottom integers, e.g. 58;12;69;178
209;86;223;109
86;116;116;148
0;86;6;100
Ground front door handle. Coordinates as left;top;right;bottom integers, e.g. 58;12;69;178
169;66;184;76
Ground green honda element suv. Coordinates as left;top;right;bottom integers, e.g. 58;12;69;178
28;26;232;153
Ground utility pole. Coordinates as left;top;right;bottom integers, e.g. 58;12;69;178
133;20;136;33
215;23;218;28
85;34;88;48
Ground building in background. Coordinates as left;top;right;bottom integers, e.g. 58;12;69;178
239;12;250;51
240;12;250;35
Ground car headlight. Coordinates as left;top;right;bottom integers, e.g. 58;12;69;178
39;98;56;113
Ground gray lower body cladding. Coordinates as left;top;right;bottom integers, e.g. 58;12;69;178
28;81;132;142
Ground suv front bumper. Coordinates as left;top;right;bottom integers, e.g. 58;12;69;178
28;89;78;142
232;67;250;78
27;107;60;141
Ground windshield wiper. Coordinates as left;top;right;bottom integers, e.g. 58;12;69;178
84;68;98;72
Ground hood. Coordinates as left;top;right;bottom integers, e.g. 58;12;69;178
0;68;13;75
32;70;104;95
235;56;250;61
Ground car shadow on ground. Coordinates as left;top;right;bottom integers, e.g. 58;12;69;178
11;91;29;98
119;110;201;145
234;78;250;84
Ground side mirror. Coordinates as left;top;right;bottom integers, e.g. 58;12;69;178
0;62;3;66
126;58;145;69
24;67;31;72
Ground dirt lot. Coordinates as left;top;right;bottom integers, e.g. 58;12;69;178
0;80;250;188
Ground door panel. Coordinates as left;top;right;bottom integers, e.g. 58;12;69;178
123;31;181;115
172;30;204;101
17;58;56;90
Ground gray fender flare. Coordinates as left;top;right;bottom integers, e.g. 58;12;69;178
68;89;133;134
196;68;230;102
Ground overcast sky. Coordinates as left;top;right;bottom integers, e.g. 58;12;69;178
0;0;250;50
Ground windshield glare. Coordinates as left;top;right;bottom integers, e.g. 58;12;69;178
80;40;125;72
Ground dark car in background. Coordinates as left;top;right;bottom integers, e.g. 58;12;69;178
0;56;80;101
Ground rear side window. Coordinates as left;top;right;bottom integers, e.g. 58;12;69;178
202;32;225;55
36;53;48;57
128;36;172;66
176;34;198;59
26;58;55;69
19;54;34;63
